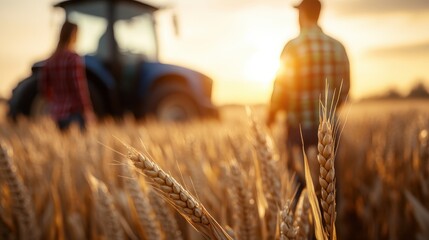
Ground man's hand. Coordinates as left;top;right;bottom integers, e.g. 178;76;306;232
85;110;97;127
266;111;275;128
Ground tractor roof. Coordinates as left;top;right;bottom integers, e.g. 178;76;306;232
55;0;160;13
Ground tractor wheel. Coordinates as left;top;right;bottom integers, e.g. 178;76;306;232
8;75;38;121
147;85;200;122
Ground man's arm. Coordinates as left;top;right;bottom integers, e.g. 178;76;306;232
267;77;287;127
266;43;295;127
338;44;350;106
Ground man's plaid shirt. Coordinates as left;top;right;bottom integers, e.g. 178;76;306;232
40;50;92;121
269;25;350;128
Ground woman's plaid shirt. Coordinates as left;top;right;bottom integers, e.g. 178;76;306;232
40;50;93;121
269;26;350;128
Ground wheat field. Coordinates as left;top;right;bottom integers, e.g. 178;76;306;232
0;101;429;240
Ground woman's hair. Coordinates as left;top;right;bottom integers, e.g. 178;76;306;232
57;21;78;50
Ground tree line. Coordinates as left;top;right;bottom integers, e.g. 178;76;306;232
363;81;429;101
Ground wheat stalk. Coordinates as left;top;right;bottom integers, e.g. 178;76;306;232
302;139;327;240
0;204;12;240
126;146;232;240
0;142;39;240
405;190;429;240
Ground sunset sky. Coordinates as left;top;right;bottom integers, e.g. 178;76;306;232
1;0;429;104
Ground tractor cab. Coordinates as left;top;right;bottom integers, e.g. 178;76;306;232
57;0;159;108
58;0;159;62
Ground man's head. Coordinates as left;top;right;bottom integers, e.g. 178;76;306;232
294;0;322;27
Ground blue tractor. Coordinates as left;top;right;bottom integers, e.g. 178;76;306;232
8;0;218;121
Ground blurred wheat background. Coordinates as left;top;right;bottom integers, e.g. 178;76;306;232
1;101;429;240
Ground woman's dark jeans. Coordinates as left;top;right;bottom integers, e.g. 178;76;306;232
57;113;86;132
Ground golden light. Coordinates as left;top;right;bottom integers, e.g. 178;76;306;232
242;50;280;84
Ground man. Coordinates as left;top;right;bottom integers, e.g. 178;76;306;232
267;0;350;176
40;21;95;131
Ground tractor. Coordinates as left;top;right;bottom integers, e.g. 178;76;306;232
8;0;218;122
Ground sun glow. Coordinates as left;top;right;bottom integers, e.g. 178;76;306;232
242;50;280;84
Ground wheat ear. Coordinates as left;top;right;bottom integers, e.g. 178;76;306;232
147;188;183;240
0;142;39;240
121;162;162;240
126;146;232;240
294;189;311;240
87;174;124;240
317;88;339;239
249;113;281;239
229;160;257;240
280;200;298;240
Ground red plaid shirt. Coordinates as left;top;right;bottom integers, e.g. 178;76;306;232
40;50;92;120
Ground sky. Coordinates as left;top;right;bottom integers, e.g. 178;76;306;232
0;0;429;104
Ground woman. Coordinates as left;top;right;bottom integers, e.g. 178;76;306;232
40;21;94;131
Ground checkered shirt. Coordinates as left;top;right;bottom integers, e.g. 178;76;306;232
269;26;350;128
40;50;92;121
